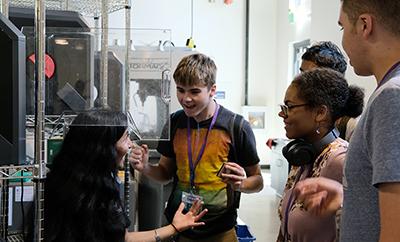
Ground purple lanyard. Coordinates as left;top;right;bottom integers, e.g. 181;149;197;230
187;103;219;191
376;61;400;90
283;165;313;240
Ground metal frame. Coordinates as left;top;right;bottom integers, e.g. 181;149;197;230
8;0;128;17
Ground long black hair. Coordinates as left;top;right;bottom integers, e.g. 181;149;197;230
44;109;128;242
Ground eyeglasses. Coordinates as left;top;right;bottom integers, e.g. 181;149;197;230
279;103;308;116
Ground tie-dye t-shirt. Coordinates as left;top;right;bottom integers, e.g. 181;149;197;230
157;105;259;239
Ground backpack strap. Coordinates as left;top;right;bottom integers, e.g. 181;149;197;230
230;113;244;165
171;109;184;139
230;113;244;208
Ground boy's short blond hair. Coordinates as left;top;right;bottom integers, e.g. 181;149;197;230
173;53;217;90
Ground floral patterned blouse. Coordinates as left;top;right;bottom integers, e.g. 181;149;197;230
277;138;347;242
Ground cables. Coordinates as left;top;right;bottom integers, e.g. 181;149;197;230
191;0;193;39
186;0;196;48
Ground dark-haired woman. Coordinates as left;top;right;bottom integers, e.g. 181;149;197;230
43;109;207;242
276;68;364;242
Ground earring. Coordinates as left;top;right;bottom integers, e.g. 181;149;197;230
316;122;321;135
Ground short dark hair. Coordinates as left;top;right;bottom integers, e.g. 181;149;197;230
341;0;400;37
302;41;347;74
292;68;364;126
173;53;217;90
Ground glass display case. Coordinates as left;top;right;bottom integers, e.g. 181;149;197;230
22;27;172;144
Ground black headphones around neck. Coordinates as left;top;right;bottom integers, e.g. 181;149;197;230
282;128;339;166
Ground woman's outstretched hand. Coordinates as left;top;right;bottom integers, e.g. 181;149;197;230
294;177;343;217
171;198;208;232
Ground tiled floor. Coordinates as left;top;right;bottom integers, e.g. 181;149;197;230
238;170;281;242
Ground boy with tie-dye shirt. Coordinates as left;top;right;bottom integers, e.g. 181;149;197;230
130;53;263;242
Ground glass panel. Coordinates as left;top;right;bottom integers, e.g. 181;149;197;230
23;27;171;143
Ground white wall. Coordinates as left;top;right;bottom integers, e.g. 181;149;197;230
273;0;312;141
85;0;377;166
248;0;278;166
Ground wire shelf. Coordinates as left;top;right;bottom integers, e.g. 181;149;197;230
26;114;77;138
9;0;128;16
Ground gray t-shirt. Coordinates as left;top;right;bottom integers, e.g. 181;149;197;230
341;63;400;241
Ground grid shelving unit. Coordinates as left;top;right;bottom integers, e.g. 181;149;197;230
8;0;128;16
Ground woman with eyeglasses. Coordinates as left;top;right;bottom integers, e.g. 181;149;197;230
276;68;364;242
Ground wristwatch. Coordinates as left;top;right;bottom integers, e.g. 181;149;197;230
154;229;161;242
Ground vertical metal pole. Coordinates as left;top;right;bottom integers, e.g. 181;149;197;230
100;0;109;108
0;2;9;239
123;1;131;113
0;179;9;240
94;13;100;52
0;180;4;238
124;0;132;219
244;0;249;106
34;0;46;241
0;0;8;18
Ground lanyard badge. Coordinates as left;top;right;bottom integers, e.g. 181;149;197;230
187;102;219;193
182;102;219;214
